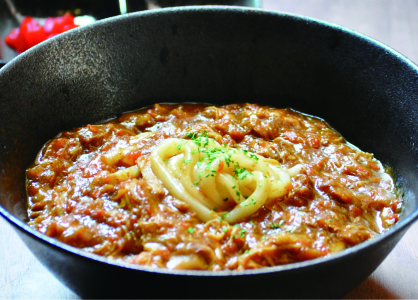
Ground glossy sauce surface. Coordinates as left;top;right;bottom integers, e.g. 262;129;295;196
26;103;402;270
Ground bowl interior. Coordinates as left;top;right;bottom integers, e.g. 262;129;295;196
0;7;418;294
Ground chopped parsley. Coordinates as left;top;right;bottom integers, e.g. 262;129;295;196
186;132;197;139
250;154;259;162
270;220;285;229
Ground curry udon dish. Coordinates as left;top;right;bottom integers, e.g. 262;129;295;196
26;103;402;271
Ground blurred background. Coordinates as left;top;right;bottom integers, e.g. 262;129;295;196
2;0;418;66
1;0;418;299
0;0;262;62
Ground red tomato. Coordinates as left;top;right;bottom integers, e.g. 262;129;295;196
44;13;77;36
20;17;48;49
4;28;27;53
5;13;79;53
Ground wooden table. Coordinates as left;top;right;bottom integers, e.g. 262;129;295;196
1;0;418;298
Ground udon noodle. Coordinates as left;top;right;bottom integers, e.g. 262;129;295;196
151;137;302;223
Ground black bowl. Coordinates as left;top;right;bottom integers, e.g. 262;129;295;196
1;6;418;299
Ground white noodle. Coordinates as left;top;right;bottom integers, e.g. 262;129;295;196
150;138;302;223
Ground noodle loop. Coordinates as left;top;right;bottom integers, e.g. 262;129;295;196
150;136;300;223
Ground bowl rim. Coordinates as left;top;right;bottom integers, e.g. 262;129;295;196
1;5;418;277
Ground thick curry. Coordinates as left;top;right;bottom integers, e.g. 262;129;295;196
26;103;402;270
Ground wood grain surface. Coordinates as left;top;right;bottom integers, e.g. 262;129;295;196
1;0;418;299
